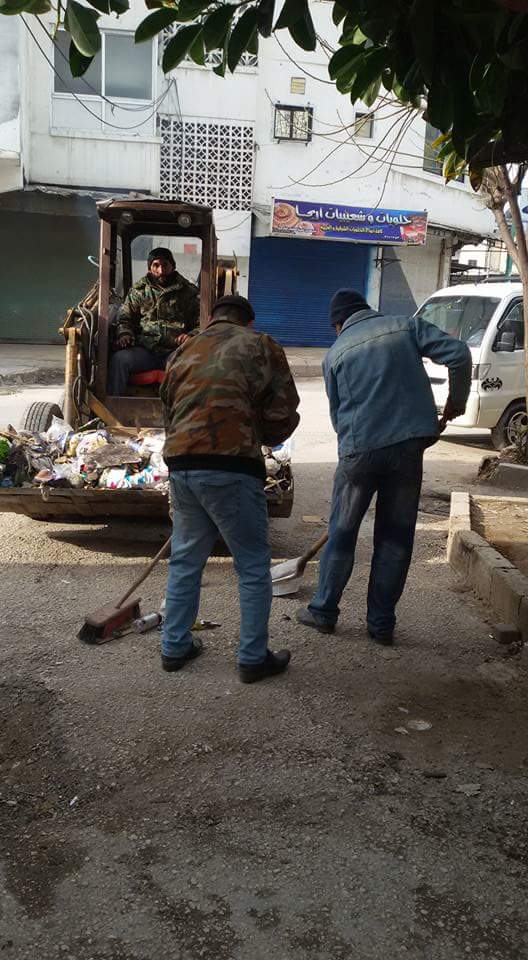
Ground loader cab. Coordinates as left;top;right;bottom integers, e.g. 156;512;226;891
88;199;220;429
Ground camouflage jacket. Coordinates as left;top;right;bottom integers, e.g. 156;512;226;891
160;314;300;464
116;272;200;354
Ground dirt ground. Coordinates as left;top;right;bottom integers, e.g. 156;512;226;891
472;497;528;578
1;383;528;960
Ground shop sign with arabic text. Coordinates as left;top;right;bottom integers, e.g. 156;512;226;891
271;198;428;245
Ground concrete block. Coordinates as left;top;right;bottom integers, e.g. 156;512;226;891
518;596;528;644
492;623;522;645
447;529;487;577
485;462;528;494
469;546;514;604
490;567;528;625
450;491;471;524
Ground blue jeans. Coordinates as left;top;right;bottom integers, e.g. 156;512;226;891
107;346;168;396
163;470;272;665
309;439;424;636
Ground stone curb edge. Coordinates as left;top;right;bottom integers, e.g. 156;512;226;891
0;368;64;388
448;491;528;642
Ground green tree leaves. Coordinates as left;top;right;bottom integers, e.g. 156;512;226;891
162;23;202;71
66;0;101;57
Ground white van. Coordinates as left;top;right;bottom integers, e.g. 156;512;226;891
415;281;526;449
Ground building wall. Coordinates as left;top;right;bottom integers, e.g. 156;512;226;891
0;19;23;193
21;0;160;193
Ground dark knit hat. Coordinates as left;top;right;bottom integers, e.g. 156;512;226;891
147;247;175;267
330;289;369;328
212;294;255;324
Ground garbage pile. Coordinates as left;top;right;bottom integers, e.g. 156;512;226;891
0;418;293;494
0;417;169;491
263;439;293;497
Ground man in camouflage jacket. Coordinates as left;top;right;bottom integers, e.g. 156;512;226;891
107;247;199;395
159;294;300;684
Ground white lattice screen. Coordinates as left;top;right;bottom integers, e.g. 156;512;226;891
159;117;254;211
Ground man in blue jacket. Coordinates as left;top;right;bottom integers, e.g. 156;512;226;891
297;289;472;646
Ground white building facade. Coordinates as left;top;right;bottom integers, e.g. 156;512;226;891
0;1;497;342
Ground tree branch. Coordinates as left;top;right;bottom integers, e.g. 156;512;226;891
493;203;520;270
501;165;528;272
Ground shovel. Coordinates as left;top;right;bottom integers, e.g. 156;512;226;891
271;531;329;597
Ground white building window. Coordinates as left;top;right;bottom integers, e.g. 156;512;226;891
52;31;155;136
159;117;254;211
353;111;373;139
274;105;313;142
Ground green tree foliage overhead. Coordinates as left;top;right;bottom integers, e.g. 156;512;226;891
6;0;528;172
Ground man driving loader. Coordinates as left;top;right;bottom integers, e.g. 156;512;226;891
107;247;200;395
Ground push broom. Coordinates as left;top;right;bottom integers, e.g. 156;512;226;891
78;537;172;644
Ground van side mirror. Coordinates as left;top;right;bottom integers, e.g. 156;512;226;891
496;330;516;352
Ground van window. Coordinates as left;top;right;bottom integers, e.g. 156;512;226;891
415;295;499;346
500;300;524;349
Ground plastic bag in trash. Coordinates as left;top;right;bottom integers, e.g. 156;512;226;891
98;467;128;489
0;438;11;464
149;452;169;480
44;416;74;452
122;466;156;488
76;431;108;458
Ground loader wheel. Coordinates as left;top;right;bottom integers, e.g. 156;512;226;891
20;401;64;433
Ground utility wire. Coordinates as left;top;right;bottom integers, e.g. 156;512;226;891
274;34;335;85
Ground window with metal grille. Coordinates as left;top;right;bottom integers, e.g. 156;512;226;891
274;105;313;142
423;122;464;182
159;117;254;211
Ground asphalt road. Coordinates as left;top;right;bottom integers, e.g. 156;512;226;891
1;380;527;960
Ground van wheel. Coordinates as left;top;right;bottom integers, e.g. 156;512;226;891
491;401;528;451
20;401;63;434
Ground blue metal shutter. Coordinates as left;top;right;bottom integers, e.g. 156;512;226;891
249;236;370;346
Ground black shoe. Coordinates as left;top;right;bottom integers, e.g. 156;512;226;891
239;649;291;684
368;629;394;647
296;607;335;634
162;637;203;672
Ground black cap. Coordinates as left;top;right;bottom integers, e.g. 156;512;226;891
212;294;255;323
148;247;175;267
330;288;369;328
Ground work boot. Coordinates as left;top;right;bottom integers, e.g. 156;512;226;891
162;637;203;672
296;607;335;634
238;649;291;684
367;629;394;647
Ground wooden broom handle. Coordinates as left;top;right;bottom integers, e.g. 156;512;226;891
116;537;172;609
300;531;329;568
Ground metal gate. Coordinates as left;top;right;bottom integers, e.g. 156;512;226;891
249;236;370;346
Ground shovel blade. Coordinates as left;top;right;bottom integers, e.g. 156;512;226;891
270;556;302;583
272;576;301;597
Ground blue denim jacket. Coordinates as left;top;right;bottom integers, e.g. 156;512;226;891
323;309;472;456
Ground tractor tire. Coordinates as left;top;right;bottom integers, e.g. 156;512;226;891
20;401;64;434
490;400;528;451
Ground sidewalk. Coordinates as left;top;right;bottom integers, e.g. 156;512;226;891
0;343;64;387
0;342;326;386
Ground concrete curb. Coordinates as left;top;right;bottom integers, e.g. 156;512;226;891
0;368;64;388
481;459;528;492
448;491;528;641
289;364;324;380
